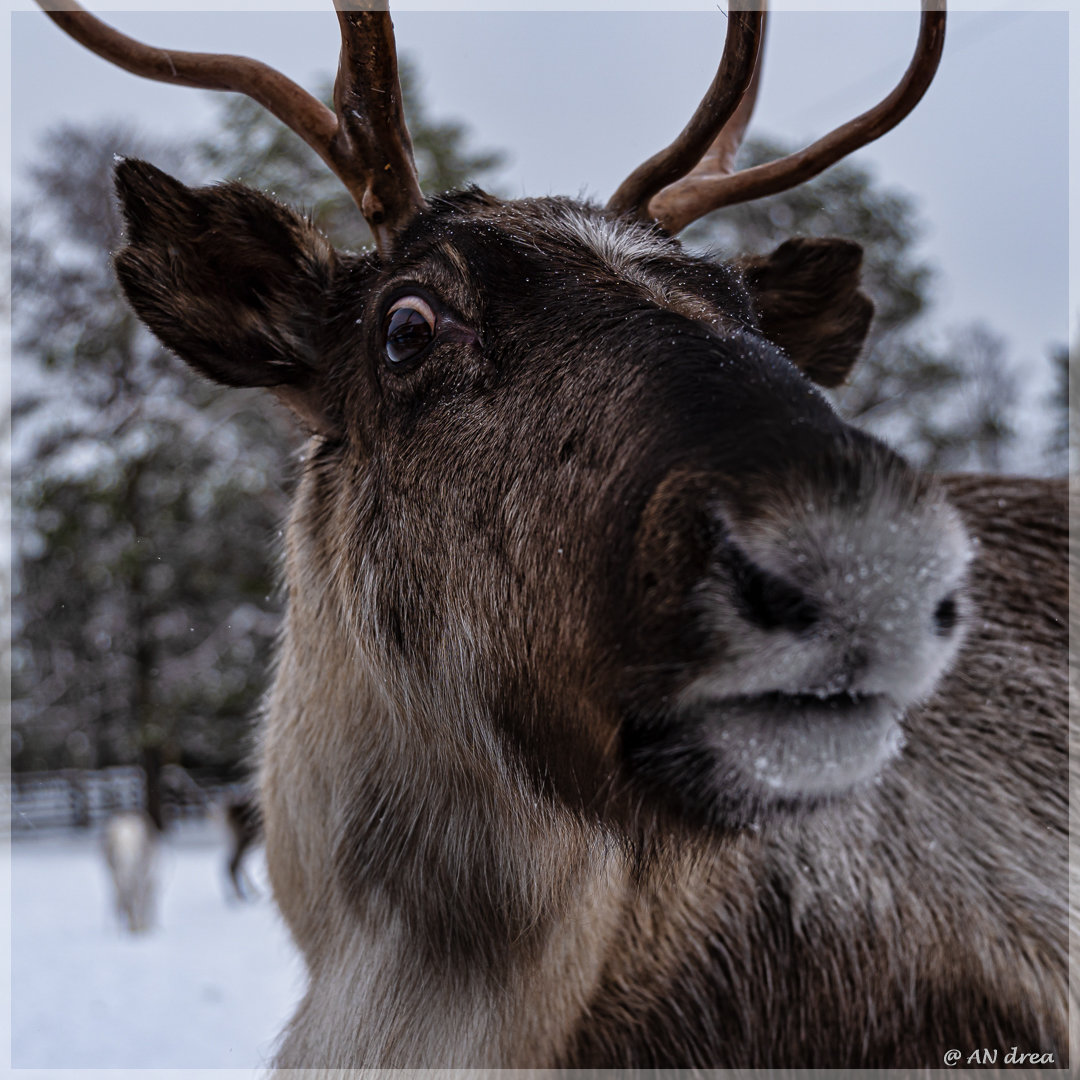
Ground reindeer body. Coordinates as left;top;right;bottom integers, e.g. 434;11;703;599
122;192;1055;1068
104;170;1070;1072
38;3;1068;1068
106;175;1070;1068
102;809;159;935
263;360;1067;1067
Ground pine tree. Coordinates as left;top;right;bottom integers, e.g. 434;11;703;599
12;72;502;807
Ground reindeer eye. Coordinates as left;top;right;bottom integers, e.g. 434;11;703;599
383;296;436;366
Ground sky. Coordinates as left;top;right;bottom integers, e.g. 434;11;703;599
2;2;1075;444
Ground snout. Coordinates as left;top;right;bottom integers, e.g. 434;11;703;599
621;434;971;828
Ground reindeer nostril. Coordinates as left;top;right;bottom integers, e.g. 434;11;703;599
725;543;819;633
934;593;958;636
746;573;819;633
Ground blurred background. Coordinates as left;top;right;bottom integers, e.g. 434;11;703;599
6;4;1072;1071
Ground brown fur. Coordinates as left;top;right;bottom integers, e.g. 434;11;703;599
565;475;1069;1067
737;237;875;388
109;162;1068;1069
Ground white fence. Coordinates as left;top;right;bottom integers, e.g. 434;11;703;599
7;767;232;834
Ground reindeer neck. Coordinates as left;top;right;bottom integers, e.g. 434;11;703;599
260;546;636;1066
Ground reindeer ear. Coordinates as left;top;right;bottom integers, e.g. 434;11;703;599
113;159;340;435
738;237;874;389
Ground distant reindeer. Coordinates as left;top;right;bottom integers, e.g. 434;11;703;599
42;1;1069;1070
221;790;262;902
101;810;159;935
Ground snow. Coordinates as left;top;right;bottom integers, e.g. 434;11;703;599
10;822;305;1072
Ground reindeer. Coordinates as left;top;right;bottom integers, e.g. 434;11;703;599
221;788;263;902
101;809;159;935
40;2;1069;1069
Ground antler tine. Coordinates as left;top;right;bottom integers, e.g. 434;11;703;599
679;10;768;197
647;1;946;235
606;6;764;222
36;0;426;254
332;8;425;250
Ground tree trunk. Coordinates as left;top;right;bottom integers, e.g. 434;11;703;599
125;458;165;832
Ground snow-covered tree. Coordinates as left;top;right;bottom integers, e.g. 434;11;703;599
12;71;502;820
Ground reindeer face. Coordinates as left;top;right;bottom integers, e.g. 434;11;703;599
114;164;969;833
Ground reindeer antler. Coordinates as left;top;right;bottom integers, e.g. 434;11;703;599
610;1;946;235
606;7;765;224
36;0;425;253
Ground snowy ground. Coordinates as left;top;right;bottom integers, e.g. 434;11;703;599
10;822;305;1072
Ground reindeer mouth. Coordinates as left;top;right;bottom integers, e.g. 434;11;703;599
729;690;881;713
700;690;904;802
622;687;906;830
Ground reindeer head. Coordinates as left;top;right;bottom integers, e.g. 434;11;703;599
47;3;964;833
